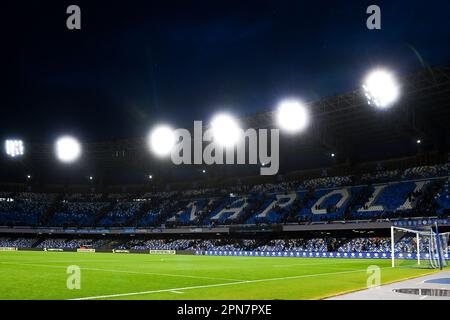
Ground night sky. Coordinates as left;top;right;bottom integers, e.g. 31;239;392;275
3;0;450;144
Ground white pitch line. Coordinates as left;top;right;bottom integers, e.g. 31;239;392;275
0;261;242;282
170;291;184;294
272;260;377;267
71;267;391;300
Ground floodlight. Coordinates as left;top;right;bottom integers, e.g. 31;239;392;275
202;169;206;173
27;175;31;179
55;136;81;163
331;153;336;158
149;125;175;157
211;113;240;147
148;175;153;180
5;139;24;158
416;139;421;144
276;99;309;133
89;176;93;181
362;69;400;109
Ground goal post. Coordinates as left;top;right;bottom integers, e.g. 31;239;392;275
391;226;395;268
416;231;420;266
391;226;423;267
391;225;449;269
434;225;449;270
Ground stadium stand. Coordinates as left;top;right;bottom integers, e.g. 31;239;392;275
0;193;56;226
0;163;449;228
0;237;38;248
1;236;445;255
0;162;449;258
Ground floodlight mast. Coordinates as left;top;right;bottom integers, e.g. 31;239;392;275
211;113;240;147
149;125;175;157
363;69;400;109
276;99;309;133
5;139;24;158
55;136;81;163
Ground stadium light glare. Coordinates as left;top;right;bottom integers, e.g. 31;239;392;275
416;139;422;144
89;176;93;181
55;136;81;163
211;113;241;147
276;99;309;133
5;139;24;158
331;153;336;158
362;69;400;109
26;175;31;179
202;169;206;173
149;125;175;157
148;175;153;180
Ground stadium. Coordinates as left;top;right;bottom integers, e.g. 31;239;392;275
2;1;450;306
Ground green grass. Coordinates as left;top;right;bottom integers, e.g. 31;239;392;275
0;251;438;300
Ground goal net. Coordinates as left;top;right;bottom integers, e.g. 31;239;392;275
391;226;449;269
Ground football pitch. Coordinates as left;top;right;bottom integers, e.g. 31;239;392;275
0;251;439;300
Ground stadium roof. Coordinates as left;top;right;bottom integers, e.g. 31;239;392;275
242;63;450;155
2;63;450;184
